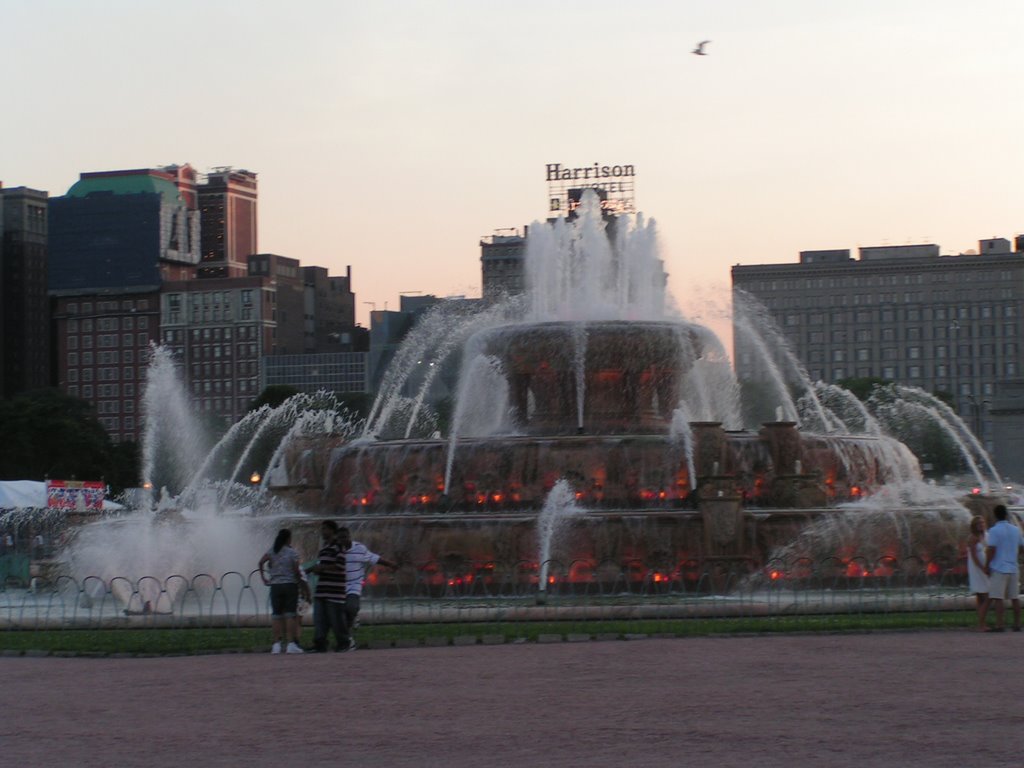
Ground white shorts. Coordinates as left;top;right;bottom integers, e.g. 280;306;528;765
988;571;1021;601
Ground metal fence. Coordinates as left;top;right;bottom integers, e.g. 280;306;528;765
0;555;983;631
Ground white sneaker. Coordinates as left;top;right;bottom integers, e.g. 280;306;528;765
271;642;282;654
286;642;304;654
346;638;357;652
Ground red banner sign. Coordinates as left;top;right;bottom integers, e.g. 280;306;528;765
46;480;105;510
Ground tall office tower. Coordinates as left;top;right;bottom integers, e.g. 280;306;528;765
197;168;258;279
731;237;1024;477
48;168;202;442
160;253;305;426
0;185;50;397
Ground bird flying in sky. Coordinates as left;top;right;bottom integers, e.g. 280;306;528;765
693;40;711;55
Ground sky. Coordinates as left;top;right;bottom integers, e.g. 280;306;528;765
4;0;1024;331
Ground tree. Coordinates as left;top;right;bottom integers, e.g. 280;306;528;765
0;388;138;490
248;385;300;412
835;376;890;403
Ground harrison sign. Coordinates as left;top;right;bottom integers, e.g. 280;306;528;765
546;162;636;213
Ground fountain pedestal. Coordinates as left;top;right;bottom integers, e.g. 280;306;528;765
760;421;802;475
698;475;746;558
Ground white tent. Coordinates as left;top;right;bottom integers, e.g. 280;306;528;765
0;480;123;511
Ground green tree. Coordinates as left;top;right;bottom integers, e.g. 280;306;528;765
0;389;130;488
835;376;890;402
247;385;299;412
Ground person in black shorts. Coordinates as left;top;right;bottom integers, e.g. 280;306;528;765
259;528;306;654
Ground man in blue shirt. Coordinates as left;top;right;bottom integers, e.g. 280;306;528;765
984;504;1024;632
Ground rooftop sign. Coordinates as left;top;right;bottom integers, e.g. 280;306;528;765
546;162;636;215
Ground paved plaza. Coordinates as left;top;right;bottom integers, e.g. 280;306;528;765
2;630;1021;767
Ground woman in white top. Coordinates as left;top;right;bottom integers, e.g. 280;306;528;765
966;515;989;631
258;528;306;654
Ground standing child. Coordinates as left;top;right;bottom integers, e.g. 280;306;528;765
966;516;989;631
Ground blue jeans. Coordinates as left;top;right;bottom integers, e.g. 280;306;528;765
344;594;361;631
313;598;348;651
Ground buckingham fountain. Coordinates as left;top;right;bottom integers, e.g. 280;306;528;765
257;192;1000;593
32;191;1009;611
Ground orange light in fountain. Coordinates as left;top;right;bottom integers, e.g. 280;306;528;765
548;574;556;585
850;486;861;498
971;487;981;495
845;561;866;578
639;489;655;501
249;472;261;485
490;492;503;503
769;570;782;581
360;496;369;506
658;489;668;500
419;494;431;504
476;493;486;505
575;490;585;501
926;562;941;577
652;572;665;583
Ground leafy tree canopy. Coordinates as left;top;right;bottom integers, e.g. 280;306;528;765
248;385;300;412
0;388;139;492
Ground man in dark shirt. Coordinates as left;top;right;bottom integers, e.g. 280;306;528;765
305;520;348;652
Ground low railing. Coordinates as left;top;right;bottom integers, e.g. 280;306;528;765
0;555;983;631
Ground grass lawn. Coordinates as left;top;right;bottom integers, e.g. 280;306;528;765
0;610;977;656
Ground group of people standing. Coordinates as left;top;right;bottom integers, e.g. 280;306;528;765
258;520;397;653
966;504;1024;632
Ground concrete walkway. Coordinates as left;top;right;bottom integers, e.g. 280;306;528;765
2;630;1021;767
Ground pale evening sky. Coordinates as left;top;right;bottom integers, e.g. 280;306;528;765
3;0;1022;330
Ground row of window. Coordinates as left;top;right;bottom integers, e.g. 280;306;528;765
161;326;261;343
801;326;1017;344
66;300;150;314
68;385;137;404
766;288;1019;309
190;362;256;378
68;317;148;332
99;416;135;434
67;333;151;350
66;367;138;383
747;269;1017;292
806;344;1018;363
66;350;139;365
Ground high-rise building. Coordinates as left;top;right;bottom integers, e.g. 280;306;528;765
160;254;304;425
48;168;202;441
197;168;258;279
0;185;50;398
731;236;1024;477
52;293;160;441
49;168;201;293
